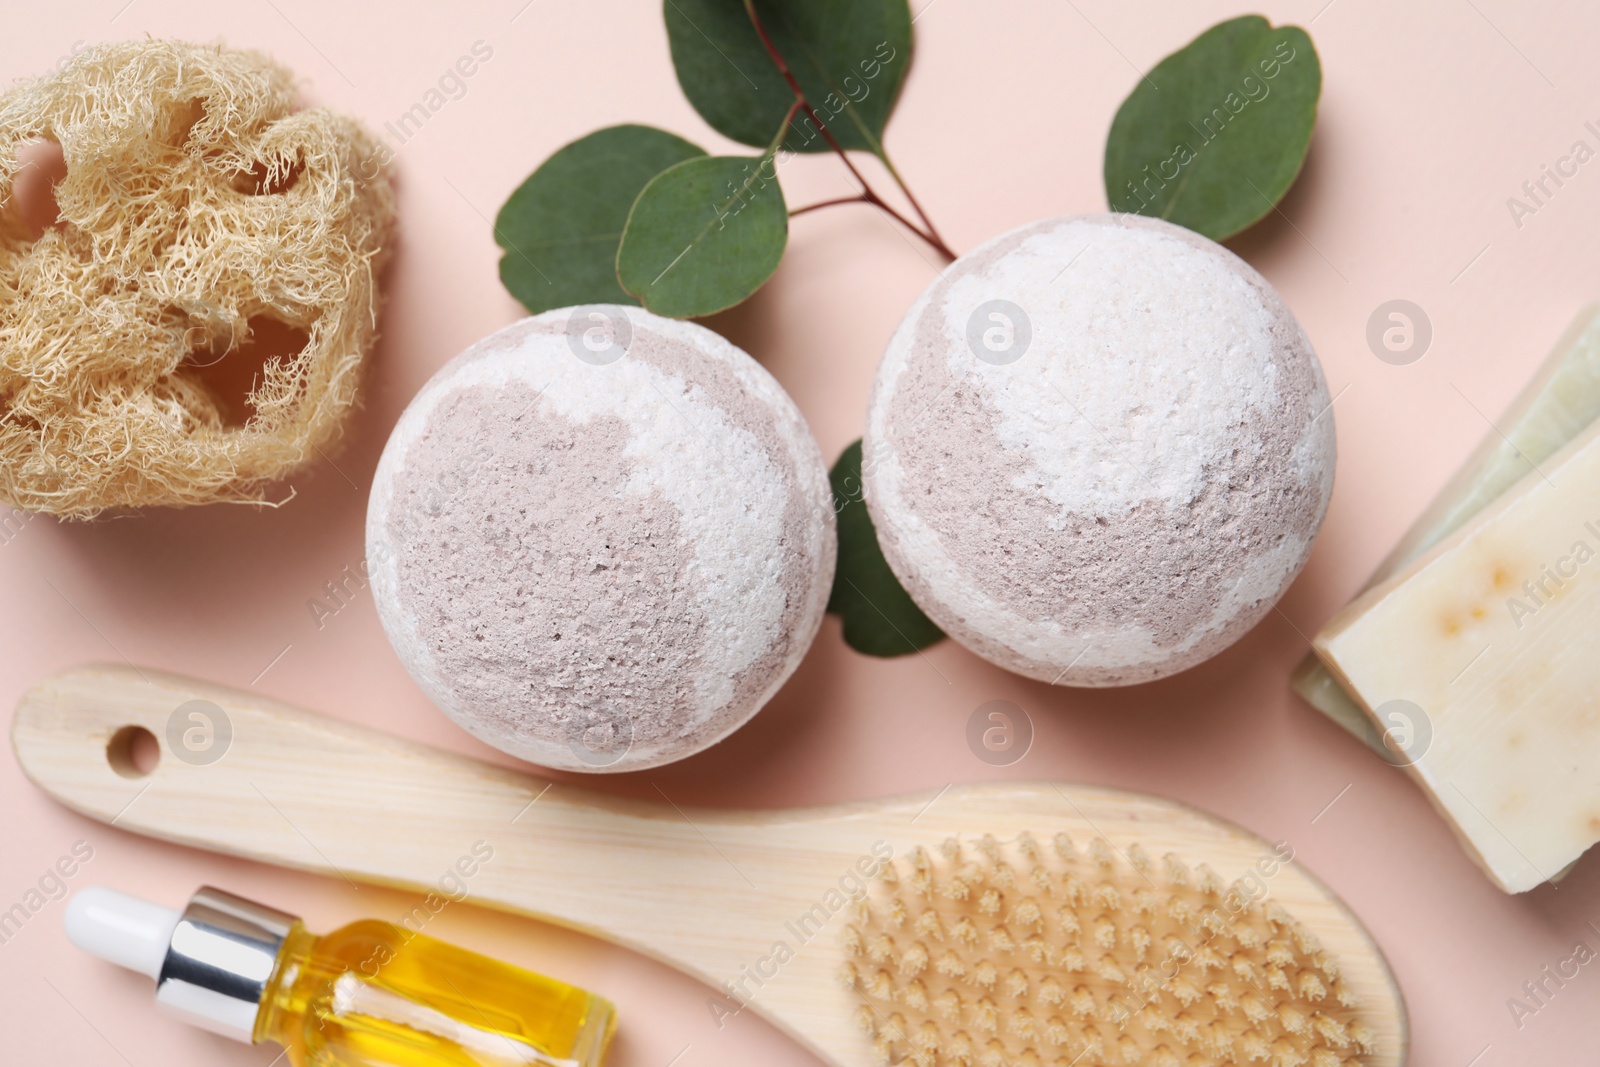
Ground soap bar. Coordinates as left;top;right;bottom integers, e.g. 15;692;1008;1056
1315;414;1600;892
1296;304;1600;750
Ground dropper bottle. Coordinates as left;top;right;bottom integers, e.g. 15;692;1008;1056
66;885;616;1067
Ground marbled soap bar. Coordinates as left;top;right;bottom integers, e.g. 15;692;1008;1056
1296;304;1600;750
1315;412;1600;892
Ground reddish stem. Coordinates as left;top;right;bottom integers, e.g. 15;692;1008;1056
742;0;956;262
789;194;871;217
880;157;951;257
768;98;803;155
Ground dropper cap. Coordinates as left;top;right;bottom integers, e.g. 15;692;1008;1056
65;886;299;1042
66;887;180;977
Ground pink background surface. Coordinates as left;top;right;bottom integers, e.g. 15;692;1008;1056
2;1;1598;1064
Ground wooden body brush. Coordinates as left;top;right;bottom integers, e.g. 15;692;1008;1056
13;665;1406;1067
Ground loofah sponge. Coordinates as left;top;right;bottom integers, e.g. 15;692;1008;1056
0;40;395;518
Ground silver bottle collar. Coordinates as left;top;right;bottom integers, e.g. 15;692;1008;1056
155;886;298;1043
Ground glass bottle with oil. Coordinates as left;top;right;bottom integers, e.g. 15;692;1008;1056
65;885;615;1067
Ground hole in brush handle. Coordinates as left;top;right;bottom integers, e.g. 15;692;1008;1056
106;725;160;778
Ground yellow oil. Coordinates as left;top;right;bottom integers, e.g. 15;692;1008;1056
254;919;615;1067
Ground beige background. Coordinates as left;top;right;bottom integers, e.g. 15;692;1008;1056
2;1;1597;1064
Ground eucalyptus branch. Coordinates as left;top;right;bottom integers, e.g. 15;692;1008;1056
742;0;956;262
789;195;871;217
766;98;803;158
875;153;950;258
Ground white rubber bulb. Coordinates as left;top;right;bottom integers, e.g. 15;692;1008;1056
64;886;179;979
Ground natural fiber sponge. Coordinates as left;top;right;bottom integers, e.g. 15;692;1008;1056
864;213;1335;686
367;307;836;772
0;40;395;518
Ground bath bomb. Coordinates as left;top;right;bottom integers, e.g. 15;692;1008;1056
864;213;1335;686
368;307;835;771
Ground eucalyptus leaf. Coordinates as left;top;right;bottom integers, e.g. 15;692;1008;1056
664;0;911;154
826;439;945;657
1103;16;1320;241
496;124;706;314
616;154;787;318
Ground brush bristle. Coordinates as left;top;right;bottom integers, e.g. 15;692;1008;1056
840;834;1374;1067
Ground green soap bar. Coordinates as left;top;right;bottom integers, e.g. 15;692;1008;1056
1296;304;1600;751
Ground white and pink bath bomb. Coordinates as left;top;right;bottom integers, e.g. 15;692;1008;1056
864;214;1336;686
368;308;835;772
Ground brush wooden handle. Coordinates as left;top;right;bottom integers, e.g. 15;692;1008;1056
12;665;1407;1067
11;664;804;969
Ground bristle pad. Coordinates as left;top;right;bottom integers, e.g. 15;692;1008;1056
843;834;1371;1067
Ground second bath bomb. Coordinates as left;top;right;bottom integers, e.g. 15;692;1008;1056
368;308;835;771
864;214;1336;686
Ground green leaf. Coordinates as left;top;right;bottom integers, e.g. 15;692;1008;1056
1103;16;1320;241
616;154;787;318
826;439;945;657
495;124;706;314
663;0;911;154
